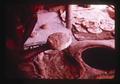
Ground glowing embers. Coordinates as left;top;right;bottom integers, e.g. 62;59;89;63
81;47;116;70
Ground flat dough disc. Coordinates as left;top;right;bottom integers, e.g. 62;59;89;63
81;20;99;28
99;19;114;31
87;27;103;34
47;32;72;50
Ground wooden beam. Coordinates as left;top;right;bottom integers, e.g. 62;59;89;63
66;5;72;30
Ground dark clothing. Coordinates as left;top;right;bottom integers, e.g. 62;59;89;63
5;4;37;78
5;4;37;48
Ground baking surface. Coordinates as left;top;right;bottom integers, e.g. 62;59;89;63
24;10;71;48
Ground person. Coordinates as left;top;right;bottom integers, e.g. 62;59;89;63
5;4;38;78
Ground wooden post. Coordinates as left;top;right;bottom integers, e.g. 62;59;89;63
66;5;72;30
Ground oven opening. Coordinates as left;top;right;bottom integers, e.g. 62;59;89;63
81;47;116;70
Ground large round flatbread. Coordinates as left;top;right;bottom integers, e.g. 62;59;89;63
81;20;99;28
87;27;103;34
81;20;102;34
99;19;114;31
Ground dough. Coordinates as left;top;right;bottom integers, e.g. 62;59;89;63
99;19;114;31
47;32;72;50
